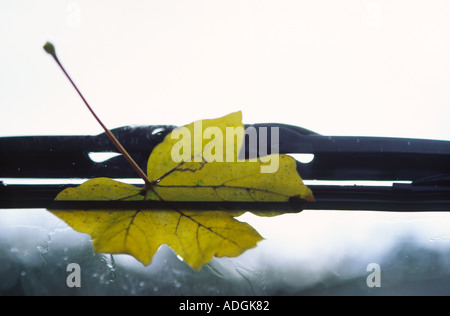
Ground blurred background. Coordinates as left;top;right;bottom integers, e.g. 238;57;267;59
1;0;450;295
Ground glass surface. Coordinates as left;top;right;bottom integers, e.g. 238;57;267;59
1;0;449;295
1;209;450;295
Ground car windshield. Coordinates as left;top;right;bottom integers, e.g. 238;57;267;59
1;0;449;296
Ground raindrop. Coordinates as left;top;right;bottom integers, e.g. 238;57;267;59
150;127;169;142
176;255;184;262
37;245;48;254
151;127;166;136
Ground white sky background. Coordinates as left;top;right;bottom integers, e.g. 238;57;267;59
1;1;450;293
0;0;449;139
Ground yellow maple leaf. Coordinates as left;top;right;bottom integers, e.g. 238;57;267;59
51;111;314;270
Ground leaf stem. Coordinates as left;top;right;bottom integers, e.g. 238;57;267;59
43;42;152;188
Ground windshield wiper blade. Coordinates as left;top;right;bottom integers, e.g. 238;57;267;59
1;124;449;181
246;123;450;181
0;125;175;179
1;180;449;211
1;124;449;211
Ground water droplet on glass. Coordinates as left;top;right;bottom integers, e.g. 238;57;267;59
151;127;166;136
20;271;27;277
37;245;48;254
176;255;184;262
